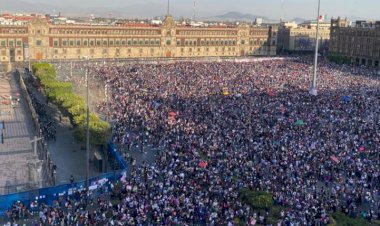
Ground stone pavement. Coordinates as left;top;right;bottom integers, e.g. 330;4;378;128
0;72;37;194
47;119;100;185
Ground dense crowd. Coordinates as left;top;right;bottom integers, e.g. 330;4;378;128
5;58;380;225
95;58;380;225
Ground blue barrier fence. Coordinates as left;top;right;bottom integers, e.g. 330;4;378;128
107;142;128;170
0;143;126;215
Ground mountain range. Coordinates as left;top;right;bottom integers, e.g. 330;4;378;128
203;11;270;22
0;0;369;23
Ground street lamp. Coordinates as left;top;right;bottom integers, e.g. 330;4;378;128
81;56;90;203
310;0;321;96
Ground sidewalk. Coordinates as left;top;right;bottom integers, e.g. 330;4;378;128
0;72;36;194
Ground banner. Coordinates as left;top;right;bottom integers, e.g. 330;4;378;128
23;43;29;60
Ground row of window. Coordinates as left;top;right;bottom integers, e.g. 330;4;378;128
1;39;269;49
177;39;268;46
50;38;266;47
177;39;237;46
0;39;23;47
250;31;269;36
0;49;23;56
180;47;237;52
52;38;162;47
177;30;270;36
0;28;28;34
50;29;160;36
177;30;237;36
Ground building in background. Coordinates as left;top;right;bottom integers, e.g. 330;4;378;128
277;20;330;53
0;13;35;26
0;13;277;64
329;17;380;67
254;18;263;26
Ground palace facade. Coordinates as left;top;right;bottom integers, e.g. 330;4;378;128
329;17;380;67
0;15;277;64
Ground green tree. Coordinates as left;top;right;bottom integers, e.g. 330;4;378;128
32;62;111;145
239;189;274;209
331;212;380;226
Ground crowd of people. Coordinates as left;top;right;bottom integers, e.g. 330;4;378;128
95;58;380;225
24;71;57;141
5;57;380;225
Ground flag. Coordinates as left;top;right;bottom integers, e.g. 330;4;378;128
169;111;177;117
318;15;328;22
294;120;304;126
267;89;276;97
168;111;177;125
222;87;229;96
198;161;208;168
330;155;340;164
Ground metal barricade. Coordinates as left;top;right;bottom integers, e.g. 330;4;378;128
0;170;124;215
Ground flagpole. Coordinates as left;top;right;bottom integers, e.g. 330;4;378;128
86;62;90;203
310;0;321;96
167;0;170;15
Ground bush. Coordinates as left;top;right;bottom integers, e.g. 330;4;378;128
44;81;73;96
73;116;111;145
32;63;57;83
32;62;110;145
68;103;86;117
239;189;274;209
233;218;245;226
331;212;379;226
267;206;287;225
328;55;352;65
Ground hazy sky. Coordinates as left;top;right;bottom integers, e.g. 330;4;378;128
11;0;380;20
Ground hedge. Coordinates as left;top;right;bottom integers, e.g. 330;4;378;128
331;212;380;226
328;55;352;65
239;189;274;209
32;63;110;145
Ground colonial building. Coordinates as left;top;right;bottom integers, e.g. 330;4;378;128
0;15;277;65
277;20;330;53
329;17;380;67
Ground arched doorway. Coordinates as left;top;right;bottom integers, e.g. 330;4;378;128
166;50;171;58
9;49;15;62
36;52;43;60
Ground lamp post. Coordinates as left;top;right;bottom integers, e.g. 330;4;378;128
82;56;90;203
104;84;109;120
310;0;321;96
28;52;31;72
70;61;73;78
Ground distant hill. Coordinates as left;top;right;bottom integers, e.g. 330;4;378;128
203;12;311;24
292;17;307;24
0;0;372;23
347;16;368;22
203;11;270;22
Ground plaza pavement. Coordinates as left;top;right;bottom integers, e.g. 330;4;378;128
0;72;36;194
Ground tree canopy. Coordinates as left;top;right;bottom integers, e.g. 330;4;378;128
32;63;110;145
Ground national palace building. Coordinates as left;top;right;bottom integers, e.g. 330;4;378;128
0;14;278;67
